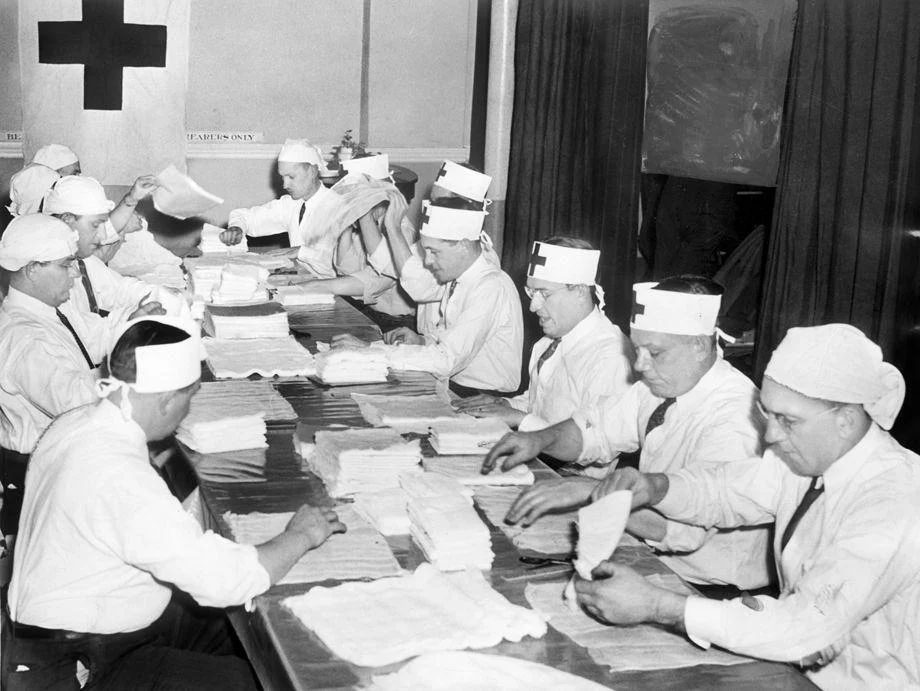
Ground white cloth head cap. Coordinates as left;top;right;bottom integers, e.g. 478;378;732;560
0;213;78;270
341;153;390;180
419;201;488;242
528;241;599;285
631;281;721;336
43;175;115;215
7;164;60;216
434;161;492;202
765;324;905;429
32;144;79;170
277;138;324;167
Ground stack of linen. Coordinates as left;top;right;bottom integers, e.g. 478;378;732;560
203;336;315;378
274;285;336;307
314;347;389;385
305;428;422;497
185;256;227;300
429;418;512;455
399;471;474;504
205;302;289;339
422;455;535;486
351;393;464;434
199;223;248;254
176;412;267;453
408;490;493;571
352;488;412;536
383;343;447;374
210;263;269;304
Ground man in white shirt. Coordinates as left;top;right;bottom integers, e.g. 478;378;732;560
4;317;346;690
575;324;919;690
456;237;632;434
220;138;346;277
483;276;770;592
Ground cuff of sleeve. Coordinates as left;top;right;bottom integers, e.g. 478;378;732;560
684;595;725;650
571;411;601;464
518;413;549;433
655;474;691;517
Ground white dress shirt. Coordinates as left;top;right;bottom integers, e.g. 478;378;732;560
395;252;522;392
71;254;152;317
228;186;346;278
0;288;109;453
658;424;920;690
573;358;770;589
108;228;182;274
9;399;270;633
505;309;632;432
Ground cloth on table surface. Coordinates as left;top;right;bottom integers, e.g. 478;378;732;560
399;471;474;502
314;347;389;384
129;264;187;290
176;413;266;453
429;418;512;455
305;428;422;497
185;380;298;422
383;343;451;374
422;455;535;486
283;563;546;667
525;577;746;672
205;302;289;339
352;488;411;536
369;651;610;691
408;492;493;571
222;505;401;584
210;263;269;304
203;336;315;379
199;222;248;254
185;255;226;300
350;393;464;433
473;487;577;556
274;285;336;307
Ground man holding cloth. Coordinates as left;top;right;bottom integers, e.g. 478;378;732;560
576;324;919;689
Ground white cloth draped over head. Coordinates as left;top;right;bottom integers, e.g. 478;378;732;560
277;138;325;168
43;175;115;216
419;201;490;248
764;323;905;430
341;153;390;180
434;160;492;202
329;175;414;242
0;213;78;271
31;143;79;170
631;281;721;336
7;164;60;216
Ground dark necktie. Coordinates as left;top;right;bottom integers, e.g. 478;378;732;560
645;397;676;436
55;309;95;369
536;338;562;373
298;202;306;225
77;259;99;314
780;476;825;552
438;281;458;327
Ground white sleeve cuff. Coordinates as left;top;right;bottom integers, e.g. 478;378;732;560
518;413;549;432
571;411;603;464
684;595;721;649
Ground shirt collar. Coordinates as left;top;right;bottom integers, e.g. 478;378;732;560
559;308;604;346
671;356;728;407
821;422;886;493
2;286;60;320
454;252;491;285
303;184;332;209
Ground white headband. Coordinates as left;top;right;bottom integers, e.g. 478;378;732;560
434;161;492;202
341;153;390;180
527;241;599;285
630;282;721;336
419;202;489;243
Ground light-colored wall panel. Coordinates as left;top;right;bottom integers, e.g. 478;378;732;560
0;0;22;129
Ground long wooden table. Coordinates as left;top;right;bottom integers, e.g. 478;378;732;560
180;298;815;691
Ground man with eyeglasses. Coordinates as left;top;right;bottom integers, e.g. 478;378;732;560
455;237;632;436
483;276;771;594
572;324;918;690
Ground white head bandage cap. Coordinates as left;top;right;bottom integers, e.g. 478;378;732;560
7;164;61;216
764;324;905;430
0;214;78;271
43;175;115;216
341;153;390;180
434;161;492;202
277;138;325;167
631;281;721;336
32;143;79;170
527;241;599;285
419;201;488;242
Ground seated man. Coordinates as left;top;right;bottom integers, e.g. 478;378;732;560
31;143;81;176
484;276;770;592
457;237;632;434
4;317;346;690
6;163;59;216
221;138;346;277
576;324;918;690
335;203;523;395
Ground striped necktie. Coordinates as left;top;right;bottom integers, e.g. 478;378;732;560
645;397;676;436
55;309;95;369
536;338;562;373
77;259;99;314
780;476;824;552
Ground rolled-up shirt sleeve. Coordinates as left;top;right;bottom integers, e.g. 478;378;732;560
398;253;442;303
572;384;642;464
229;198;294;238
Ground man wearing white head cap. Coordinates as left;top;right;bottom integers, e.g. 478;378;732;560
6;163;60;216
484;275;770;592
430;160;492;209
456;237;632;432
574;324;920;690
220;138;346;277
31;143;81;176
4;317;345;690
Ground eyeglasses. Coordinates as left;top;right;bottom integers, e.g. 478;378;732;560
39;257;77;270
756;401;841;434
524;286;565;302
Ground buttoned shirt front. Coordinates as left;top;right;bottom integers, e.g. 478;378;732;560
9;399;270;633
658;424;920;689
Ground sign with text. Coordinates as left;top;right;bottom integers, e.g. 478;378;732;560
187;131;263;143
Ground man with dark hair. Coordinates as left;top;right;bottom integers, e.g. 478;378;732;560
482;276;771;593
5;317;345;690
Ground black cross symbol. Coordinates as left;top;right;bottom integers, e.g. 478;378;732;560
527;243;547;276
435;164;448;182
631;289;646;316
38;0;168;111
420;210;430;227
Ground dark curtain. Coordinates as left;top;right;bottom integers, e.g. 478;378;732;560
754;0;920;380
502;0;648;332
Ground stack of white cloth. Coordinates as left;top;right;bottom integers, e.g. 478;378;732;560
200;223;248;254
314;347;389;385
205;302;290;339
352;488;412;536
408;491;493;571
383;343;448;374
211;263;269;304
429;418;512;455
399;472;474;504
131;264;187;290
422;455;535;486
176;412;267;453
203;336;315;378
185;255;227;300
306;428;422;497
351;393;464;434
274;285;336;307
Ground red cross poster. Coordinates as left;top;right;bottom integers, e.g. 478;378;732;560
18;0;189;185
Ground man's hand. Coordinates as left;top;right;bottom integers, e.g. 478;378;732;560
481;430;549;473
331;333;369;349
128;299;165;319
220;227;244;246
127;175;159;204
285;505;347;551
575;560;686;627
456;396;524;427
384;327;424;345
504;477;596;526
592;467;669;508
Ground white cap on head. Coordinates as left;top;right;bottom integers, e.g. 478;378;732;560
0;213;78;271
43;175;115;216
434;161;492;202
419;201;488;242
7;164;60;216
277;138;324;167
631;281;721;336
341;153;390;180
32;143;79;170
764;323;905;430
527;241;599;285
